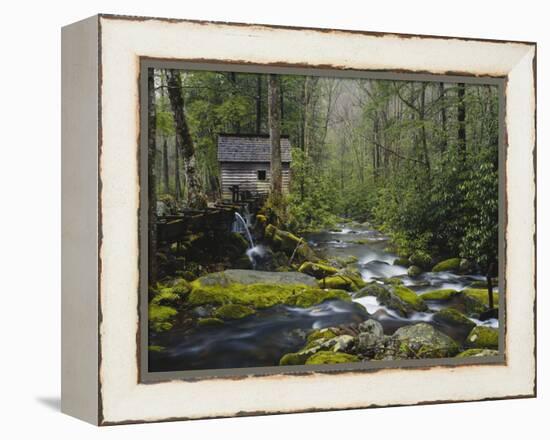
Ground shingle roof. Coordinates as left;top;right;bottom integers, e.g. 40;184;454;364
217;134;292;163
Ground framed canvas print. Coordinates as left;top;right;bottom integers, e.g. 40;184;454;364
61;14;536;425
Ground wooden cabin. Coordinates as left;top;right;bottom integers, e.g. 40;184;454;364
217;134;292;201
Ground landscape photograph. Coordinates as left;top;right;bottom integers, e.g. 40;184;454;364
145;67;501;373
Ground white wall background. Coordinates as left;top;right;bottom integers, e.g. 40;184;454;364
0;0;546;437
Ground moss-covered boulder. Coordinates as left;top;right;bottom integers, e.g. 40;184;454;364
264;224;319;263
393;323;459;359
189;276;350;310
432;258;461;273
446;288;500;316
305;351;360;365
214;304;256;320
392;285;428;312
393;257;411;267
298;261;339;279
456;348;499;358
433;308;476;330
354;282;389;299
462;288;499;308
318;270;366;292
334;255;359;266
432;308;476;341
279;351;310;366
306;328;338;345
197;317;224;326
355;283;426;316
407;265;423;277
420;289;459;301
194;269;317;287
466;326;499;349
408;251;432;269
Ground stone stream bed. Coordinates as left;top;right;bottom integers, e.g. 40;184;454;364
149;223;499;372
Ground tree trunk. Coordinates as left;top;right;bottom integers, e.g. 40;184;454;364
268;74;283;200
439;82;447;153
166;69;207;210
457;82;466;158
162;138;169;193
147;69;158;284
419;83;431;174
255;74;262;134
174;139;182;201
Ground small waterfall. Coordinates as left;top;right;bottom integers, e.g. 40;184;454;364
234;212;255;248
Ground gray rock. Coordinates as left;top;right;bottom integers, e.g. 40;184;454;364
393;323;459;359
195;269;317;287
357;319;385;353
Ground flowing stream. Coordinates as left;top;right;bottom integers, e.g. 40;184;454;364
150;223;498;372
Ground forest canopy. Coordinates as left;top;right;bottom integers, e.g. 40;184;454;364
151;69;499;273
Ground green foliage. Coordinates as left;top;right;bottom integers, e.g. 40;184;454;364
153;68;498;268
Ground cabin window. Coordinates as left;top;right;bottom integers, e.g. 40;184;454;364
257;170;267;181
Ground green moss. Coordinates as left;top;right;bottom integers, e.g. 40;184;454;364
385;277;405;286
172;279;191;296
149;303;177;332
214;304;256;320
393;257;410;267
420;289;459;301
354;282;389;299
462;288;499;307
335;255;359;266
433;308;476;328
467;326;499;349
305;351;360;365
152;288;179;306
407;265;423;277
318;273;366;292
393;286;427;311
298;261;339;279
279;352;309;366
197;317;224;326
148;345;165;352
432;258;461;272
188;281;350;309
456;348;499;358
306;329;337;345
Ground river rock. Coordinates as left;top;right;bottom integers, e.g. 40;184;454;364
354;282;427;317
456;348;499;358
433;308;476;331
356;319;385;354
393;323;459;359
298;261;339;279
407;265;423;277
194;269;318;287
466;326;499;349
432;257;461;272
305;351;360;365
264;224;319;263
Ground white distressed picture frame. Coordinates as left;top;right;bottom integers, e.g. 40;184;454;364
61;14;536;425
